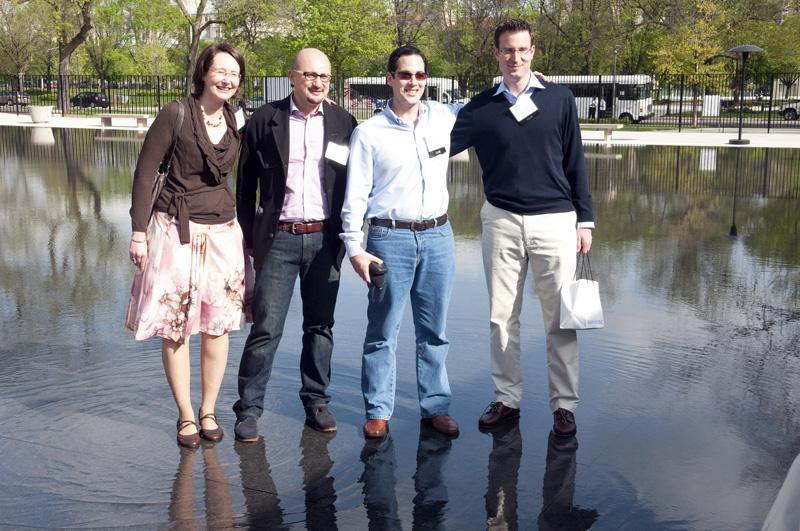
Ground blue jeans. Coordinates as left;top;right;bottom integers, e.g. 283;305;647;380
234;229;341;420
362;221;454;420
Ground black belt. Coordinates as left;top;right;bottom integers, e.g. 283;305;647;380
369;214;448;231
277;220;326;234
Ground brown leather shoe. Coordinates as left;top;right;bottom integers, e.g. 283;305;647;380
198;412;224;443
423;414;460;437
478;401;520;429
363;419;389;439
552;408;577;437
176;419;200;449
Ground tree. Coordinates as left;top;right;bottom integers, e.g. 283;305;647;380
388;0;434;47
288;0;394;100
43;0;95;112
0;1;49;77
430;0;520;91
175;0;217;94
126;0;182;76
84;0;133;84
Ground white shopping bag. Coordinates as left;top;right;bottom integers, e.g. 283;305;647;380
560;254;604;330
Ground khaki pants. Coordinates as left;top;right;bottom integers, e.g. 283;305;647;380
480;202;579;412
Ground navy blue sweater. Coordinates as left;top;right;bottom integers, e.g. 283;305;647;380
450;83;593;223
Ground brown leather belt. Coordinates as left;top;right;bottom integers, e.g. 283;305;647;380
369;214;448;231
276;220;326;234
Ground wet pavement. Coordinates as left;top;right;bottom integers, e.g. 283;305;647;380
1;127;799;529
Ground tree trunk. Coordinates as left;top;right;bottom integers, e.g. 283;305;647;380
185;26;201;96
55;1;93;114
58;55;70;114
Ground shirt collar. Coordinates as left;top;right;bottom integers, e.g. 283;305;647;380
383;99;427;126
290;95;325;117
493;72;546;97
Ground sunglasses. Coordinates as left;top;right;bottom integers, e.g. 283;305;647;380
392;71;428;81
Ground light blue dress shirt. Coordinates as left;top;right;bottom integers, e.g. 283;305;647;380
340;100;462;257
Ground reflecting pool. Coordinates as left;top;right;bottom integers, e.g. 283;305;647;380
1;127;799;529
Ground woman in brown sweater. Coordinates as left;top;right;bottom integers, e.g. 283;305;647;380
125;43;247;448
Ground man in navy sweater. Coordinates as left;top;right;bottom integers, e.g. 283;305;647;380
450;19;594;437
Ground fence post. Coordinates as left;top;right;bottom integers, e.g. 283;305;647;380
678;74;685;132
767;73;774;133
156;76;162;111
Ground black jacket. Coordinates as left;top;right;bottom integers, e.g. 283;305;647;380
237;96;358;269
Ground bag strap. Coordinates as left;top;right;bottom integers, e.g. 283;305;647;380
149;101;185;217
574;253;595;281
159;100;185;175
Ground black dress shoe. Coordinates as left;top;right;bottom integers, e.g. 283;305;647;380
478;401;520;429
552;408;577;437
305;406;337;433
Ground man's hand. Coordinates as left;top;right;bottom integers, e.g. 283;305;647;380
576;228;592;254
532;70;553;83
350;252;383;284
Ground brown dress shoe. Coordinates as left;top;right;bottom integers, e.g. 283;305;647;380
363;419;389;439
176;419;200;449
478;401;520;429
552;408;577;437
199;412;224;443
423;414;460;437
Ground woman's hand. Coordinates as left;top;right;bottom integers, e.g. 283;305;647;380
129;231;148;272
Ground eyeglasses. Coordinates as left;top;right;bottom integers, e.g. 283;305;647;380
210;68;242;80
392;71;428;82
498;47;534;58
293;71;332;83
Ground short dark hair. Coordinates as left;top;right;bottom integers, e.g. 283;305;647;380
493;19;533;49
387;45;428;74
191;42;246;97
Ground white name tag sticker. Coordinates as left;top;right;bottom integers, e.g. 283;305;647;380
510;95;538;122
325;142;350;165
424;136;446;158
234;109;246;130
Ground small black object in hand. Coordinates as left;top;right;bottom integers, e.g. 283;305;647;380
369;262;388;289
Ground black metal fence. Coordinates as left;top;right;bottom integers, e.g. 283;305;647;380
2;72;799;129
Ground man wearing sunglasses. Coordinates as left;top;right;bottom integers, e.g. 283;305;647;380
234;48;358;442
341;45;463;439
450;20;594;438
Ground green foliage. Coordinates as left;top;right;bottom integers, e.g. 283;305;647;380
288;0;394;76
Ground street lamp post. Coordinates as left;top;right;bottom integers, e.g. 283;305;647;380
728;44;763;145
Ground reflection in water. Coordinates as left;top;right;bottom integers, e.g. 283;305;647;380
359;435;401;530
2;126;799;529
485;419;522;531
299;426;338;530
168;446;234;529
235;438;287;530
538;433;598;530
413;423;454;530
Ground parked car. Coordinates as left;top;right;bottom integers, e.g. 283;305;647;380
70;91;109;108
781;100;799;121
0;91;31;105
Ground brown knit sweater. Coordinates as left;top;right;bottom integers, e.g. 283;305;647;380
129;95;239;243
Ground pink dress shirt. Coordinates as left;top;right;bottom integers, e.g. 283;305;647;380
280;97;328;222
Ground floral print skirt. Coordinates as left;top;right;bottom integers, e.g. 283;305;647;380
125;212;248;344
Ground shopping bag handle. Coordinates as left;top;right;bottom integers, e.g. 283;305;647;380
574;253;594;281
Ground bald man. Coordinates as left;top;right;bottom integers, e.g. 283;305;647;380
234;48;358;441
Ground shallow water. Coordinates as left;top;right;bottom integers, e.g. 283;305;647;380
1;127;799;529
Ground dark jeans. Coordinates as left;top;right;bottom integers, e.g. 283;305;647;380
234;229;341;419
